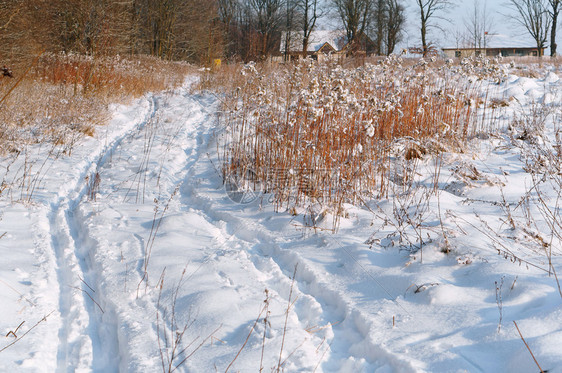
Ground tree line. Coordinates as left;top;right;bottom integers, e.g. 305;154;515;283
0;0;220;63
0;0;409;64
1;0;561;65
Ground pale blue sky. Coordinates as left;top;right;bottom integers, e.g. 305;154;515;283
402;0;557;50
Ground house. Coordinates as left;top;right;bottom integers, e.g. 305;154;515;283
442;46;545;58
278;30;376;61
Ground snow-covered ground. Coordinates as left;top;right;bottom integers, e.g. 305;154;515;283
1;70;562;372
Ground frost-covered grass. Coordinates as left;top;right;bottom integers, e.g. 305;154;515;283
208;56;512;229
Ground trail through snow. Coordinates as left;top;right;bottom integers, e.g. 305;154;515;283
0;74;562;372
50;95;158;372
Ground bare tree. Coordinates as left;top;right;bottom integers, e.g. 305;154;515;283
548;0;561;56
372;0;386;55
298;0;324;55
249;0;285;58
452;28;465;49
218;0;249;59
180;0;223;63
131;0;221;62
282;0;299;59
464;0;494;50
0;0;33;63
508;0;551;57
218;0;266;61
218;0;238;29
385;0;405;55
415;0;454;57
332;0;373;51
329;0;404;56
135;0;185;58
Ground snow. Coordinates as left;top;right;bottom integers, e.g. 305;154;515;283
1;70;562;372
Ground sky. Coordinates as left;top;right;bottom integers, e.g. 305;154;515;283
402;0;555;51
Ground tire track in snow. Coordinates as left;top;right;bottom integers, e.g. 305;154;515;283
123;92;214;291
51;95;158;372
189;206;415;371
179;144;417;371
69;88;218;371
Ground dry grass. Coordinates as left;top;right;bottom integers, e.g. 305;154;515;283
32;53;194;98
209;56;495;228
0;78;107;154
0;53;194;155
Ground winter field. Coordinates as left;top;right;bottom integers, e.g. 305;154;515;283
1;55;562;372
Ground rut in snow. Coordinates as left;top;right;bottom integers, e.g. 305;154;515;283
50;95;158;372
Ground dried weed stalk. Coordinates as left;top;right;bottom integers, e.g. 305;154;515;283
213;56;485;229
156;268;220;373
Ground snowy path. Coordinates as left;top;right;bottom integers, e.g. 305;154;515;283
1;74;562;372
54;81;414;371
50;96;158;372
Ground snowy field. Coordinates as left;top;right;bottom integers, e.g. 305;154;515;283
1;66;562;372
